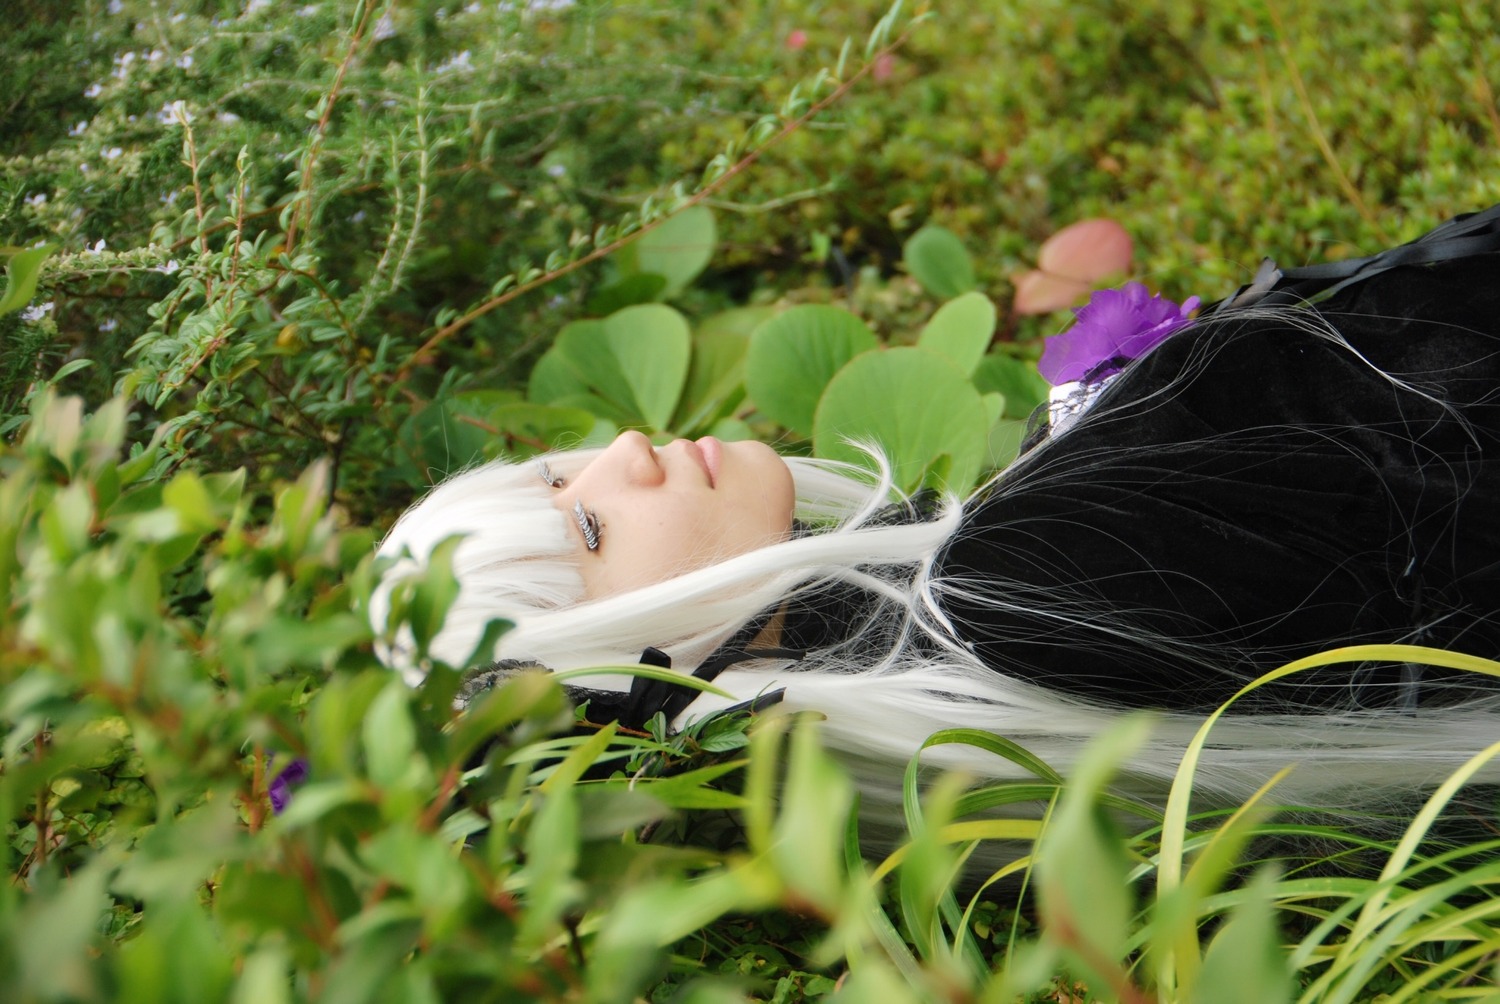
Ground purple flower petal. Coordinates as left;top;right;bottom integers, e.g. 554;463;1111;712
1038;283;1199;386
269;757;309;814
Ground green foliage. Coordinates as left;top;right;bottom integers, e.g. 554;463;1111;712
521;227;1038;495
7;1;1500;1001
902;226;976;301
0;0;928;517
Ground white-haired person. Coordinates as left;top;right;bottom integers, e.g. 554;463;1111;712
372;206;1500;826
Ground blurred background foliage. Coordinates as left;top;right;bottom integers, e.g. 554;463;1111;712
2;0;1497;514
5;0;1500;1000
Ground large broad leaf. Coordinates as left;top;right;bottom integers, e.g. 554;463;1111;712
745;304;878;439
902;225;975;300
671;327;749;436
916;291;996;377
489;401;611;452
528;305;691;432
974;350;1050;418
615;205;716;297
527;320;600;404
812;346;988;494
396;393;507;481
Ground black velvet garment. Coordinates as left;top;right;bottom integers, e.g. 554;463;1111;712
937;253;1500;712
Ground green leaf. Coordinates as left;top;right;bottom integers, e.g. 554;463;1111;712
230;945;293;1004
363;679;418;787
746;305;878;439
584;272;668;315
903;226;975;299
770;718;852;913
813;347;989;494
974;351;1050;418
1036;715;1151;997
532;305;691;432
162;471;222;535
916;291;996;377
396;392;503;481
1189;868;1292;1004
518;786;581;947
615;205;716;297
0;243;56;316
14;861;112;1001
672;327;750;436
448;671;567;764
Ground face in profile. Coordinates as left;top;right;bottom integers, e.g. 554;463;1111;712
542;430;796;597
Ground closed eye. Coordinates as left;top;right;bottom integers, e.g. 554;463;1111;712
536;459;565;489
572;500;602;551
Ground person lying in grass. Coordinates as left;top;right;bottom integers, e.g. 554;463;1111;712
373;207;1500;828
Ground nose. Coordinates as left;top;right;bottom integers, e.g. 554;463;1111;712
613;430;664;485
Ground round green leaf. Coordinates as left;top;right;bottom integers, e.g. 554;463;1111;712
527;320;599;404
812;347;989;494
916;291;996;377
903;225;976;299
538;305;691;432
616;205;716;297
746;305;878;439
672;328;748;436
974;351;1050;418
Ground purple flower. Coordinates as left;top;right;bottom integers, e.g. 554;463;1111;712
1038;282;1200;385
268;757;309;814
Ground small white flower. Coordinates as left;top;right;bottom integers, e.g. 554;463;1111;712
435;49;473;73
107;0;123;12
296;4;318;15
102;147;123;160
216;111;241;125
157;260;182;274
350;210;367;223
84;83;104;99
79;163;91;174
546;163;567;178
87;239;107;253
69;120;89;136
158;100;193;125
99;318;119;333
245;0;272;14
25;193;47;207
21;302;54;322
176;53;194;69
146;49;165;64
171;12;186;23
373;12;396;39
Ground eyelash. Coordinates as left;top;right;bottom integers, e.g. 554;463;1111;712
536;460;565;489
572;500;602;551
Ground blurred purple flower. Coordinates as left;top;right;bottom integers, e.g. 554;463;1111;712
268;757;309;814
1038;282;1200;385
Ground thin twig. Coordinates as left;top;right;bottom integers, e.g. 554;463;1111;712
1264;0;1384;238
283;1;378;252
395;22;922;380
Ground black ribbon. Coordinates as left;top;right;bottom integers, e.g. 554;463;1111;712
1207;203;1500;312
566;645;800;732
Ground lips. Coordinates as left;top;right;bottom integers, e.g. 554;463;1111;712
695;436;722;488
